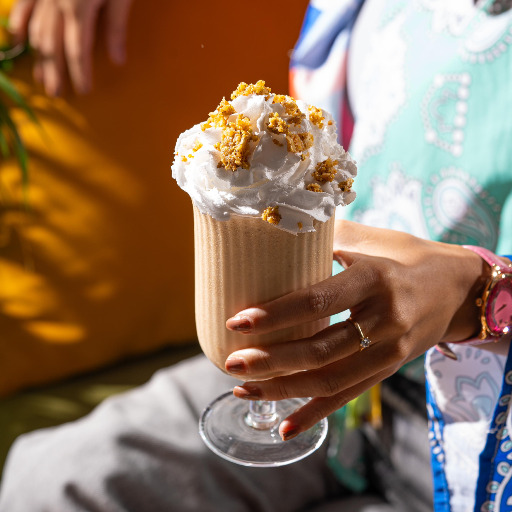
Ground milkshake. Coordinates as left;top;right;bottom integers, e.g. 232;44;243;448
172;81;357;369
193;206;334;369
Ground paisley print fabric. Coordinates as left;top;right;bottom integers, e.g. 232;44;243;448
291;1;512;510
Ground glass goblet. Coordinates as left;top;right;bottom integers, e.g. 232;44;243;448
194;206;333;467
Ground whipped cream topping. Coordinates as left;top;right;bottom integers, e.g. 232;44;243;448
172;82;357;234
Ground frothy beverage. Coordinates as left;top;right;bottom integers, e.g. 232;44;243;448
193;206;334;369
172;81;357;371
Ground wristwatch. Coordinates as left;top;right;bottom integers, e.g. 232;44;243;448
463;245;512;340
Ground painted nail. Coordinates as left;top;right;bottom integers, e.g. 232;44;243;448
227;316;252;333
435;343;458;361
225;357;246;374
281;428;300;441
234;385;261;399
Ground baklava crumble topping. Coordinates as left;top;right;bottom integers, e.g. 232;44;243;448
312;158;338;183
306;183;323;193
215;114;257;171
231;80;272;99
308;106;325;129
338;178;354;192
262;206;281;225
267;112;289;135
178;81;355;223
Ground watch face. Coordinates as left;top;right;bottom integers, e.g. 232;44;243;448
486;276;512;335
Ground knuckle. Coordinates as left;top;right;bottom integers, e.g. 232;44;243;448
258;354;274;372
275;380;290;400
307;339;336;368
390;307;412;336
384;295;416;340
363;259;402;298
319;375;340;397
306;287;335;316
396;335;414;362
382;339;409;365
257;352;275;373
371;261;396;288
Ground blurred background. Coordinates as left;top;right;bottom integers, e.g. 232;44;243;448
0;0;309;475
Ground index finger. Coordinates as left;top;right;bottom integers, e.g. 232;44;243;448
226;259;376;335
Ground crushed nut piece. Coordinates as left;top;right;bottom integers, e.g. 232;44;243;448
231;80;271;99
282;99;306;125
262;206;281;225
181;156;187;162
201;98;236;130
313;158;338;182
193;140;203;152
272;138;284;147
267;112;289;135
272;94;306;124
286;132;314;153
308;106;325;129
338;178;354;192
217;115;257;171
298;222;303;230
306;183;323;193
272;94;288;104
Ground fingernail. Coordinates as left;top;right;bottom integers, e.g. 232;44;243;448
436;343;458;361
225;357;246;374
281;428;300;441
234;385;261;399
226;315;252;333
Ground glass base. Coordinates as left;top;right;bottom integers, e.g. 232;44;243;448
199;391;328;467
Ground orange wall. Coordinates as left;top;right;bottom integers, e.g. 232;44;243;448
0;0;310;395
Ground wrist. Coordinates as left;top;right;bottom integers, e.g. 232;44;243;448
441;245;489;343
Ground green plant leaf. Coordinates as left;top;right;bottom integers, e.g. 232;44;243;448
0;70;38;124
0;124;9;156
0;101;29;188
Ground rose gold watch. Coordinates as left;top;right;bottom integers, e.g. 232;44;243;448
436;246;512;360
463;245;512;340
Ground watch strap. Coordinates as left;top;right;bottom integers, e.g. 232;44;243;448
463;245;510;272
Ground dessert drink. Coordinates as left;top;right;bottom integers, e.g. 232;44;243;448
172;81;357;370
192;206;334;369
172;80;357;466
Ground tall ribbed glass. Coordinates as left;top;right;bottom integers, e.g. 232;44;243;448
193;206;334;369
195;205;333;466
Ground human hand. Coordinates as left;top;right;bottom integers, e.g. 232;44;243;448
224;220;487;440
9;0;133;96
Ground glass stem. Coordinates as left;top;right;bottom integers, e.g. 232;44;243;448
245;400;279;430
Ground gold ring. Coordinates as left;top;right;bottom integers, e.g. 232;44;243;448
347;317;372;351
